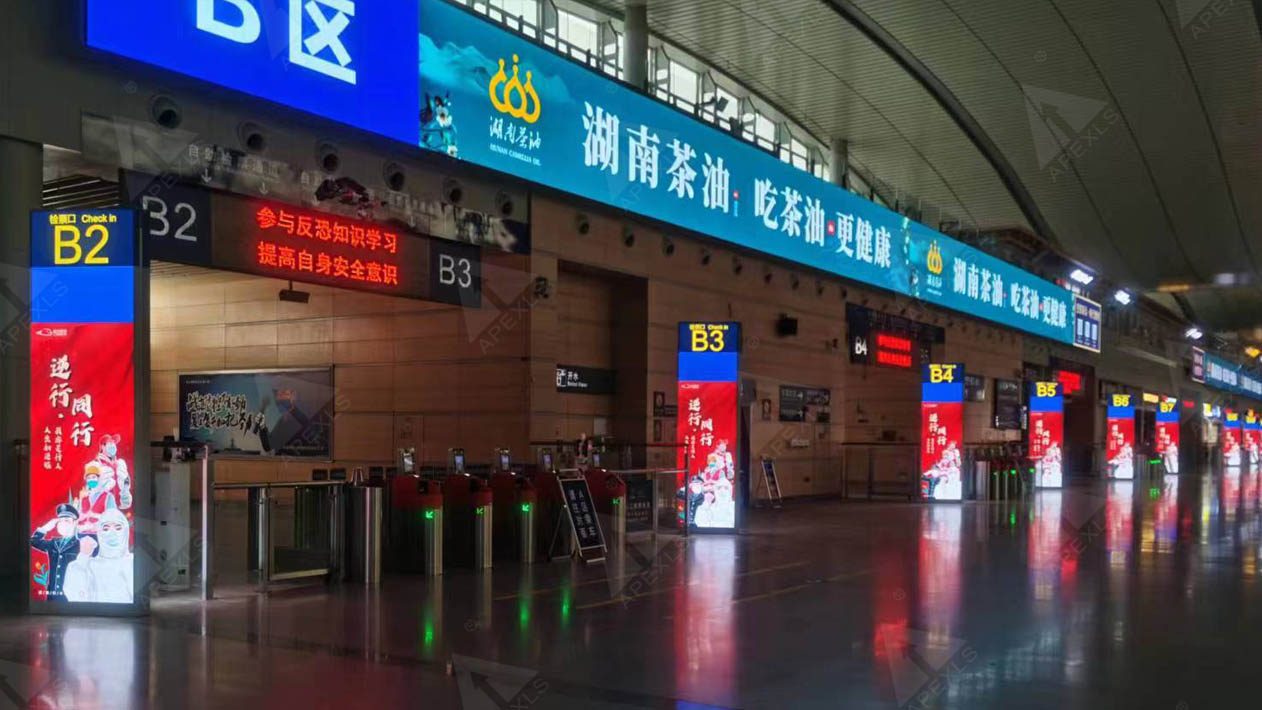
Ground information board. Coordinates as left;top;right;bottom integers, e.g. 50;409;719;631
993;378;1023;430
178;369;335;457
1156;397;1180;474
920;364;965;501
677;322;740;532
558;477;605;555
624;478;655;534
29;209;143;612
1105;394;1136;480
1029;382;1064;489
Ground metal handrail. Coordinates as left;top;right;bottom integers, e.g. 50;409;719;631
213;480;347;490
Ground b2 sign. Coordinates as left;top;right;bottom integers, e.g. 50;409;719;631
29;210;143;611
86;0;418;144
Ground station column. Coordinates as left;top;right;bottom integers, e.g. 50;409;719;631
831;138;849;188
624;0;649;91
0;136;41;597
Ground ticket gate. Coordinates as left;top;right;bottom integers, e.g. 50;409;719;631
443;474;493;569
583;469;627;544
386;475;443;576
490;472;537;564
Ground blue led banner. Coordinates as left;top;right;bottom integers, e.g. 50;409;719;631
86;0;419;144
1203;352;1262;399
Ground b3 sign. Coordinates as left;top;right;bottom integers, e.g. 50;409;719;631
86;0;418;144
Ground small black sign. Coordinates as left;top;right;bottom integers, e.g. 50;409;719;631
122;170;214;266
993;378;1022;430
652;391;677;417
964;374;986;403
559;478;606;553
779;386;831;423
429;239;482;307
556;365;616;395
625;478;654;533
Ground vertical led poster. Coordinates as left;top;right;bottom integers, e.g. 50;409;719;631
1155;397;1180;474
29;209;143;611
1245;410;1261;469
677;322;740;532
1223;409;1243;467
1029;382;1064;489
1105;394;1135;480
920;364;965;501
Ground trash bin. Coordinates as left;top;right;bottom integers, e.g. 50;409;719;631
348;486;383;585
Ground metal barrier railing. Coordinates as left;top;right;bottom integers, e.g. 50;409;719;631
838;443;919;500
208;480;346;596
605;468;686;536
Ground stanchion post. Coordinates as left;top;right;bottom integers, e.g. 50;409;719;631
200;446;213;601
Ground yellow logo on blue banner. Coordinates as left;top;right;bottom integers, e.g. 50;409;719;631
926;241;944;276
689;323;728;353
47;212;118;265
1036;382;1058;398
488;53;541;124
927;363;958;384
1160;400;1176;414
1111;394;1131;408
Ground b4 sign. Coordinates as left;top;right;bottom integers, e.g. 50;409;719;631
86;0;417;144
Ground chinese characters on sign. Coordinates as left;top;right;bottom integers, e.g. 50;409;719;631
1156;397;1180;474
1223;410;1243;467
253;205;400;286
677;322;740;532
920;364;964;501
1029;382;1064;489
29;209;140;608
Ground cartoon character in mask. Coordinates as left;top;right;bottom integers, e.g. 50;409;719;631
75;462;116;539
92;435;131;510
63;506;133;604
30;502;82;601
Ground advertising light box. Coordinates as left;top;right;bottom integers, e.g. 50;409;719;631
920;364;965;501
1105;394;1135;480
1244;410;1261;469
677;322;740;532
1029;382;1064;489
179;370;335;457
29;209;144;612
1156;397;1180;475
1223;409;1244;467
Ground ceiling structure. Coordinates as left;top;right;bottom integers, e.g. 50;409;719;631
587;0;1262;335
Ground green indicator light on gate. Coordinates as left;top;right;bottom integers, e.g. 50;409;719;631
475;506;485;516
424;510;436;520
520;502;532;513
612;498;621;506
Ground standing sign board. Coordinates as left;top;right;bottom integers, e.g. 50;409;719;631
920;364;965;501
558;477;605;560
1029;382;1065;489
677;322;740;532
1223;409;1244;467
1105;394;1136;480
29;209;146;613
1245;411;1262;470
1156;397;1180;474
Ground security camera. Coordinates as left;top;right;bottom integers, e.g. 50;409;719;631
533;276;553;299
575;213;591;235
150;95;182;129
383;163;406;192
316;142;340;173
622;226;636;247
443;178;464;204
662;237;675;256
495;192;514;216
733;258;744;275
238;122;267;153
763;268;774;285
700;249;712;266
790;274;800;290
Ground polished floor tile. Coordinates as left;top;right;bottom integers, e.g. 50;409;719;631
3;470;1262;708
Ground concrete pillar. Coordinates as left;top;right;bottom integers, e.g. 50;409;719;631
623;1;649;91
830;138;849;188
0;136;41;600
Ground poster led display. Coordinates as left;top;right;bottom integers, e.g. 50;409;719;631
29;209;142;610
179;370;335;457
1105;394;1135;480
1223;409;1243;467
1244;410;1261;469
1029;382;1064;489
1156;397;1180;474
920;364;965;501
676;322;740;532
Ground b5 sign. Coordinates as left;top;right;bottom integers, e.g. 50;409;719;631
86;0;417;144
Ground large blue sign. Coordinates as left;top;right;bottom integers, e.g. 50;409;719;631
418;0;1078;344
86;0;419;144
1204;352;1262;399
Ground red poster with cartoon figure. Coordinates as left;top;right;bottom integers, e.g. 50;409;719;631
29;323;135;604
676;381;738;530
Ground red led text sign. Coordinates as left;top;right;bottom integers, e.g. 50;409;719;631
874;332;914;369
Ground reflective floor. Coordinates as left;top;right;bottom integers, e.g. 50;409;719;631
4;470;1262;708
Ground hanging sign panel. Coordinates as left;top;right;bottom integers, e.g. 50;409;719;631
920;364;965;501
29;209;143;611
676;322;740;532
1156;397;1180;474
1029;382;1064;489
1105;394;1136;480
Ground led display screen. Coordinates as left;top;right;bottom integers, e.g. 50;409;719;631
1244;410;1261;469
1223;409;1243;467
1105;394;1135;480
29;209;141;608
920;364;965;501
179;370;335;457
1029;381;1064;489
1156;397;1180;475
677;322;740;532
